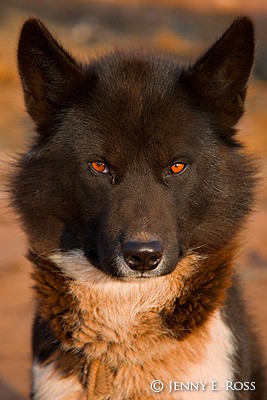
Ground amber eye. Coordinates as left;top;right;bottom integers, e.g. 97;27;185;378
90;161;109;174
170;162;187;175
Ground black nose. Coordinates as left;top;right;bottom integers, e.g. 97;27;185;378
123;240;163;272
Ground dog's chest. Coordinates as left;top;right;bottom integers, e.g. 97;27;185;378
68;281;235;400
33;307;235;400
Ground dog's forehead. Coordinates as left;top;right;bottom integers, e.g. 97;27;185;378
72;56;203;152
71;101;201;165
94;54;182;117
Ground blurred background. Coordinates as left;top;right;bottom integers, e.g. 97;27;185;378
0;1;267;399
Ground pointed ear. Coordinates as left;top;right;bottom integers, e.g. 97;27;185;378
181;17;254;129
18;18;83;127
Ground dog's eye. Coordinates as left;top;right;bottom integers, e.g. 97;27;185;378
90;161;109;174
169;162;187;175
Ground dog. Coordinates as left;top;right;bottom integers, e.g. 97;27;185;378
10;16;266;399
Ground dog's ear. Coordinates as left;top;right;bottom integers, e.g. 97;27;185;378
18;18;84;127
181;17;254;129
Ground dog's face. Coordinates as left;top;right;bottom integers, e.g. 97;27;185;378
12;18;254;279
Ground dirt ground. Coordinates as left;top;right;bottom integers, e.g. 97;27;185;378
0;1;267;399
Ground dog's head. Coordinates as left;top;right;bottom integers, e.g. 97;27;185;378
12;17;255;279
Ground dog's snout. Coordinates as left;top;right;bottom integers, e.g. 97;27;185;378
123;240;163;272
